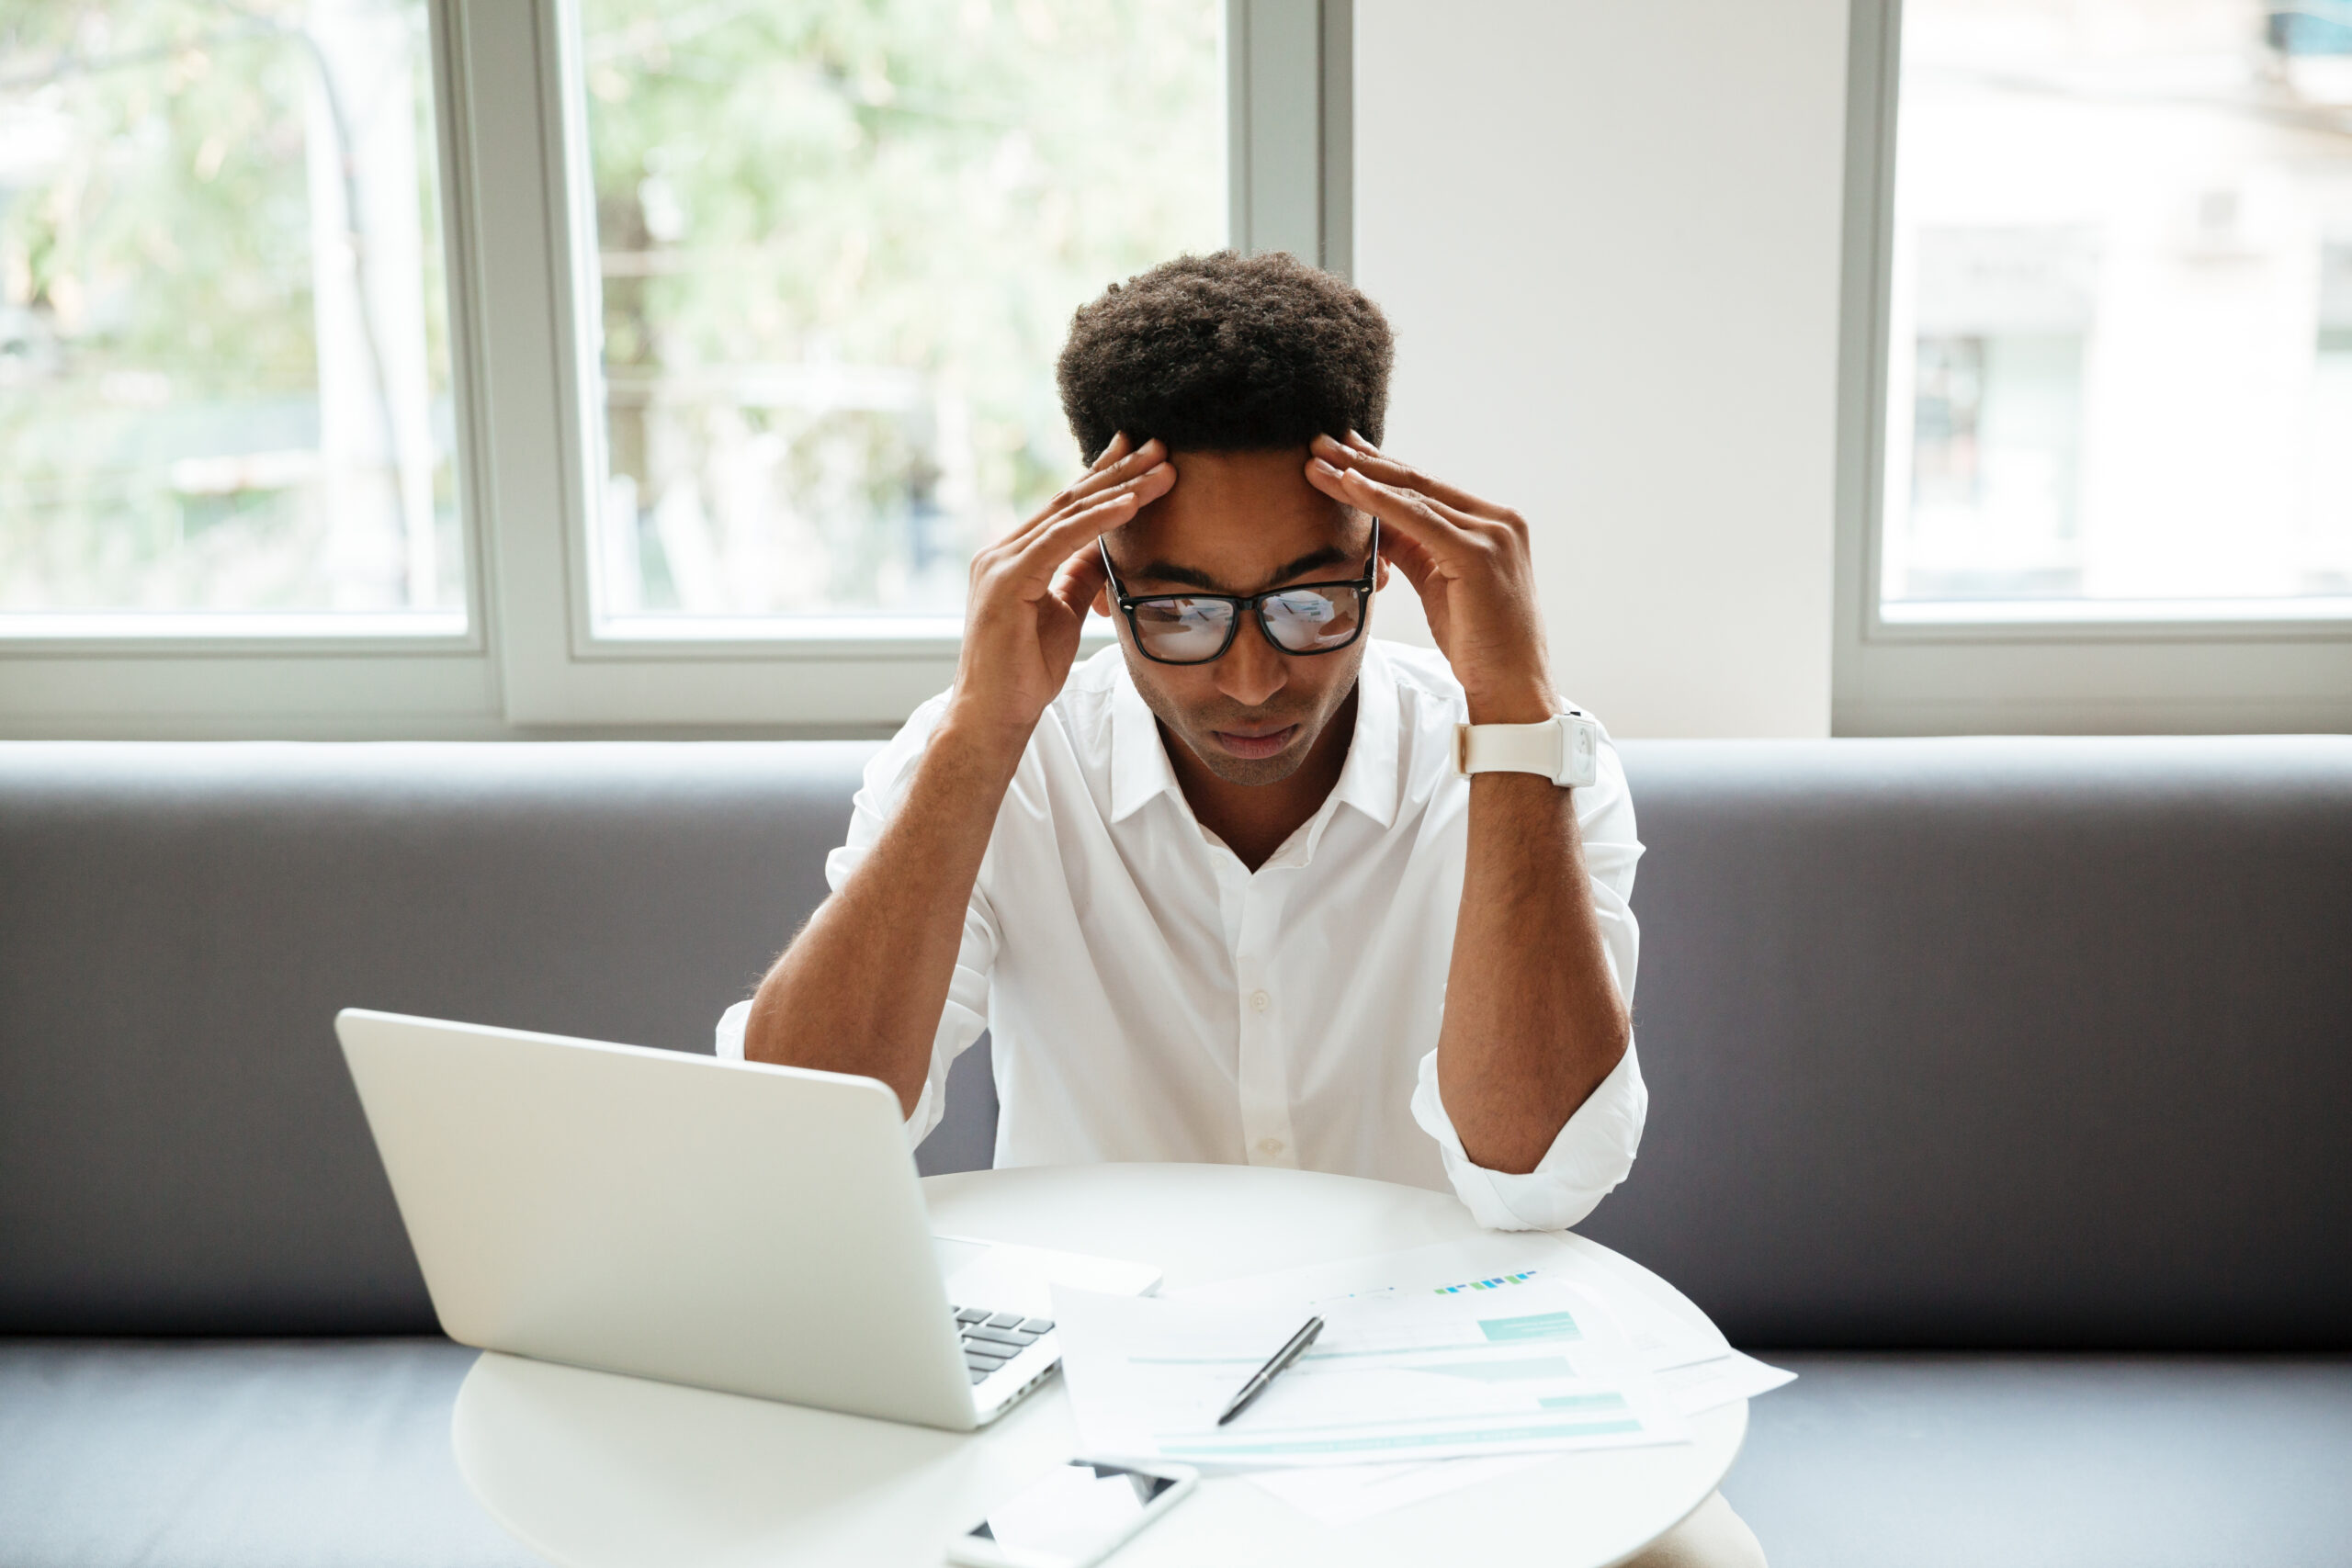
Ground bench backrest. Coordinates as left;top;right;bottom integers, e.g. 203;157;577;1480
2;736;2345;1347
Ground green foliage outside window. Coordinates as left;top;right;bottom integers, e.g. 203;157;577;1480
579;0;1224;616
1;0;458;615
0;0;1222;622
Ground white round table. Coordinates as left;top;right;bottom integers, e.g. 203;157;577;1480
452;1164;1745;1568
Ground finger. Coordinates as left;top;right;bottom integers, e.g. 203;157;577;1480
1017;438;1168;544
1006;433;1142;541
1047;536;1111;619
1310;430;1383;459
1306;452;1408;525
1010;467;1172;581
1376;525;1441;596
1304;452;1352;506
1311;434;1510;524
1307;456;1472;546
1328;465;1500;562
1305;450;1387;511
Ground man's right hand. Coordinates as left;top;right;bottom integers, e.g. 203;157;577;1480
945;434;1173;753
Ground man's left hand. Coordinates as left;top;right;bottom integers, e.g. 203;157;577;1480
1305;433;1559;726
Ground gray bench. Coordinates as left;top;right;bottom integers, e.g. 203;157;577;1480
3;736;2347;1567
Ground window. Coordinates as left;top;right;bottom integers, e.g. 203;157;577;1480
0;0;1340;736
0;0;466;637
572;0;1225;638
1880;0;2352;624
1836;0;2352;734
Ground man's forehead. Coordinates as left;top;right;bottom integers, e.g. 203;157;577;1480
1112;456;1363;590
1109;506;1363;591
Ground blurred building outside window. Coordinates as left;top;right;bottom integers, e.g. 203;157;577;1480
1883;0;2352;622
0;0;462;633
572;0;1227;635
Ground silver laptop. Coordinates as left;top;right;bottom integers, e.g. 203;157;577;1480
335;1008;1159;1432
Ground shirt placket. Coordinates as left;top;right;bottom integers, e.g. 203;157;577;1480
1229;864;1300;1168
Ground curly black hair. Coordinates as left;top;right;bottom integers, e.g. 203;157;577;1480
1056;251;1393;462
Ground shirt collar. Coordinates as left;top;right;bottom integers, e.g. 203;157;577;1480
1108;668;1181;824
1326;638;1403;831
1105;639;1405;833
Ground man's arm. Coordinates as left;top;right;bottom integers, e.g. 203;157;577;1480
1306;434;1629;1173
741;720;1017;1111
741;436;1175;1111
1439;770;1630;1172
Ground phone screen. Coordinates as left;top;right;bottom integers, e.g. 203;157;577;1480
963;1461;1183;1566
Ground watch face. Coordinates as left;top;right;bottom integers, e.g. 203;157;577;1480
1564;715;1600;787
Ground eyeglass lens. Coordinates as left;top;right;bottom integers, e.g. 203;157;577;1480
1262;587;1363;652
1130;586;1365;663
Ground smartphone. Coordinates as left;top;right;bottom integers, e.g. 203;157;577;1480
944;1459;1198;1568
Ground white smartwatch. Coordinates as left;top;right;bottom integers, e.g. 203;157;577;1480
1453;709;1601;788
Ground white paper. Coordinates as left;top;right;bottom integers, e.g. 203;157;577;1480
1656;1349;1798;1414
1239;1351;1799;1526
1178;1234;1730;1359
1239;1454;1552;1528
1188;1240;1792;1528
1052;1273;1690;1471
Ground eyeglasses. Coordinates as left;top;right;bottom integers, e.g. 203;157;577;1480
1098;519;1379;666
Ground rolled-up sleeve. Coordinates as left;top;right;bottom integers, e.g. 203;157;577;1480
1408;728;1647;1231
1411;1042;1648;1231
714;695;999;1150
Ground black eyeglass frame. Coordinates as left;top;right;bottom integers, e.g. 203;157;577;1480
1097;518;1381;667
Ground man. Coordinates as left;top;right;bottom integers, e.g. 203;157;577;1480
718;252;1763;1566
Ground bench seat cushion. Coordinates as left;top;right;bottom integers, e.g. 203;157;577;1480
1729;1352;2352;1567
0;1338;538;1568
6;1339;2347;1568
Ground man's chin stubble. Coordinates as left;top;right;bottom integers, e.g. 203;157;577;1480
1179;728;1317;786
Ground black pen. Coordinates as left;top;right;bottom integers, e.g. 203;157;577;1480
1216;1315;1325;1427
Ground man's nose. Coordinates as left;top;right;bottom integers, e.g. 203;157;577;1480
1216;616;1290;708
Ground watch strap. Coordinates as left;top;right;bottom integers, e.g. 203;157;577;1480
1453;711;1600;787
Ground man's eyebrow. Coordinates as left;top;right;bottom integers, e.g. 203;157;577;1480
1127;544;1354;594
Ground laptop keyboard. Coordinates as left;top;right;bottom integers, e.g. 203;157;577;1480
949;1304;1057;1385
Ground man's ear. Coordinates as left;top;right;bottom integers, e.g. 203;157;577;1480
1374;555;1392;592
1091;584;1112;617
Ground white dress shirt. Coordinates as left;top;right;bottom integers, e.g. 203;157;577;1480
718;638;1647;1232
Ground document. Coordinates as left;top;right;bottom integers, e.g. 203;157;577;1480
1238;1348;1798;1526
1065;1234;1795;1526
1052;1272;1690;1470
1656;1349;1797;1413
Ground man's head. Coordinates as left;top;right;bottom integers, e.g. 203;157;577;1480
1056;252;1395;785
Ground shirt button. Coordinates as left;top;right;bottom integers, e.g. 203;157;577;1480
1258;1137;1285;1156
1248;989;1272;1013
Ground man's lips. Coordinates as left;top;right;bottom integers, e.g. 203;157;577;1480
1211;724;1300;760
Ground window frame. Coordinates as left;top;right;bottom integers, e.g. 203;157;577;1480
1832;0;2352;737
0;0;1351;738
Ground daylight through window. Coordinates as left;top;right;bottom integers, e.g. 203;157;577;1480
573;0;1227;635
1883;0;2352;623
0;0;465;636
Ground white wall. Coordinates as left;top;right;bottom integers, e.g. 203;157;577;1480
1353;0;1852;738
